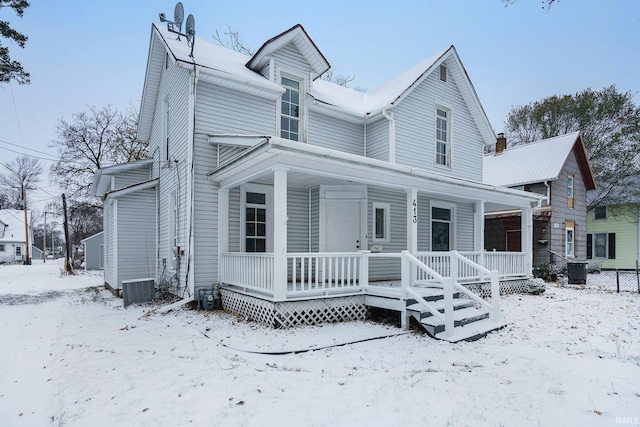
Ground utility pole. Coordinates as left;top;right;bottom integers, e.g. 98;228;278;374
22;186;31;265
62;194;73;273
43;211;48;263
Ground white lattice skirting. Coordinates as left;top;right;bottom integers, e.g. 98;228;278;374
220;290;367;328
464;278;531;298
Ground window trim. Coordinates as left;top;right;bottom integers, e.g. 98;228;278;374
277;70;306;143
565;224;574;258
430;200;455;251
372;202;390;243
240;183;273;252
434;104;452;169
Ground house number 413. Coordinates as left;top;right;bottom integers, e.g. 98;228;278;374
412;199;418;223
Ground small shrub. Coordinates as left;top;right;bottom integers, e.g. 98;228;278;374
525;278;546;295
532;263;559;282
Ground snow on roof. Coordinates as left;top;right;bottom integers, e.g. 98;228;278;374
0;209;30;243
154;23;450;117
483;132;581;187
154;24;282;94
310;48;450;115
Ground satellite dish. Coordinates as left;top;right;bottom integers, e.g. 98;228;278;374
186;14;196;57
174;2;184;32
186;14;195;41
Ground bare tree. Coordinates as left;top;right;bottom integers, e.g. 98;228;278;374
213;25;253;55
502;0;558;10
50;104;147;201
0;155;41;204
0;0;30;85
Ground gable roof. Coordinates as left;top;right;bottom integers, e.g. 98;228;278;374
247;24;330;80
138;24;495;146
0;209;31;243
483;131;596;190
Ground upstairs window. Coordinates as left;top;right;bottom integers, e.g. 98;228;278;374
567;173;574;209
435;107;451;167
594;206;607;220
280;77;300;141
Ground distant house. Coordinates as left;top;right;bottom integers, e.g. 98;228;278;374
81;231;104;270
586;175;640;270
483;132;596;267
0;209;34;263
92;22;543;339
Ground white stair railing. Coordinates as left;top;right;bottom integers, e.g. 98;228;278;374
401;250;501;337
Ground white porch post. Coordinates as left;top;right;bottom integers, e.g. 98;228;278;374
407;189;418;253
522;205;533;276
273;167;288;301
218;188;229;283
474;200;485;267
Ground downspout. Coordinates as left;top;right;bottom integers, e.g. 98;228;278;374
544;180;551;205
382;107;395;163
185;63;199;299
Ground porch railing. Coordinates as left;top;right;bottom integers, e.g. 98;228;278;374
220;252;274;294
287;252;366;297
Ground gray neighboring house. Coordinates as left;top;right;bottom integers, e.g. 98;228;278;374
483;132;596;267
81;231;104;270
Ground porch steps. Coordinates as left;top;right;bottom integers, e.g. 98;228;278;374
406;287;505;342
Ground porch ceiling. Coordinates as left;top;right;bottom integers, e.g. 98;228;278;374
207;137;542;209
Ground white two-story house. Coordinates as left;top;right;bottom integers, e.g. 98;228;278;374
92;22;542;341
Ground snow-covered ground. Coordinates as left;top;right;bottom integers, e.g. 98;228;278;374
1;261;639;427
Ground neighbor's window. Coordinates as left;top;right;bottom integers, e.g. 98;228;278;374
0;244;4;251
372;202;390;242
594;206;607;220
439;64;447;82
435;107;451;167
431;205;452;251
15;246;22;256
565;226;574;258
591;232;615;259
567;173;574;209
280;77;300;141
245;191;267;252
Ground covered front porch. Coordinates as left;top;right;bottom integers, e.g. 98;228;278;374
209;136;542;337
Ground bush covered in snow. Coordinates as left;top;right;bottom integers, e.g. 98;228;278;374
525;278;546;295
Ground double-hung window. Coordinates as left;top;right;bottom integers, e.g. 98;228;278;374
565;224;574;258
435;107;450;167
281;77;300;141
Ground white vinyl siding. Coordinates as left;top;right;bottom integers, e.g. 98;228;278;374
394;65;483;182
103;200;115;287
364;119;388;161
367;187;406;280
116;189;157;287
307;110;364;155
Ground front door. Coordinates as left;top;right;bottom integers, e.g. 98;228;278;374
320;186;367;253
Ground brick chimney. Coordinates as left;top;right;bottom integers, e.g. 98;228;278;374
496;133;507;154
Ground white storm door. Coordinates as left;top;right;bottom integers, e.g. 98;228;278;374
320;186;367;253
325;200;362;252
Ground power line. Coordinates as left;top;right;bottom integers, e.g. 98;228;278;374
0;139;59;160
0;141;59;162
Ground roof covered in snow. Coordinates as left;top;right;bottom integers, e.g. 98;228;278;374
483;132;596;190
0;209;31;244
138;23;495;146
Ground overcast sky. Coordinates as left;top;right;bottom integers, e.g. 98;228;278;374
1;0;639;212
